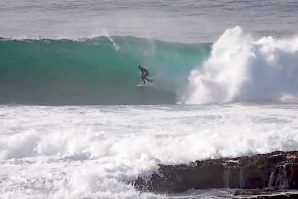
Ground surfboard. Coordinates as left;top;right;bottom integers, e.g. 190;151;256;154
136;81;152;87
136;82;148;87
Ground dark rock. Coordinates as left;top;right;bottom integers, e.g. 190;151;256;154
236;193;298;199
132;151;298;194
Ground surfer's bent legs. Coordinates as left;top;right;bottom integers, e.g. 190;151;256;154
142;73;151;84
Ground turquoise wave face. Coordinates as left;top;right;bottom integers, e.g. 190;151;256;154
0;36;211;105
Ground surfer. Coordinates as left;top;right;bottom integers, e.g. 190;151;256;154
138;65;152;84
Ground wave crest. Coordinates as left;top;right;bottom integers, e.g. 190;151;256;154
182;26;298;104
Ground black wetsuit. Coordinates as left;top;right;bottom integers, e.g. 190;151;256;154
140;67;151;83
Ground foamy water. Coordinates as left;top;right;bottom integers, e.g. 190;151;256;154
182;27;298;104
2;1;298;198
1;103;298;198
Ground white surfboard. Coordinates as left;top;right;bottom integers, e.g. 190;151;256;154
136;81;152;87
136;83;145;87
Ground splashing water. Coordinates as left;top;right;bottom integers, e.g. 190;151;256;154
182;27;298;104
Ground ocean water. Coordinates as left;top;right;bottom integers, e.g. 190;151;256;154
1;0;298;198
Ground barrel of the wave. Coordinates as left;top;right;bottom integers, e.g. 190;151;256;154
0;36;210;105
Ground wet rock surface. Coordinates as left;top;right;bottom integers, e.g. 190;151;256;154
132;151;298;194
236;193;298;199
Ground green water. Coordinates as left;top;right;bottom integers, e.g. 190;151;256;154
0;36;211;105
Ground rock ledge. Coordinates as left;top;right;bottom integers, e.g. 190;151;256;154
133;151;298;194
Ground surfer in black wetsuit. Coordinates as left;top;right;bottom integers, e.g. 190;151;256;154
138;65;152;84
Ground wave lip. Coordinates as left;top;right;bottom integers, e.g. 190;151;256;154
182;26;298;104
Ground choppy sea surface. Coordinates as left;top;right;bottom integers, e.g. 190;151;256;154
1;0;298;198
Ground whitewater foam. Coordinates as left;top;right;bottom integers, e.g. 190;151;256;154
1;104;298;198
182;26;298;104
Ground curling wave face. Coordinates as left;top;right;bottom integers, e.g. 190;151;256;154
0;36;210;105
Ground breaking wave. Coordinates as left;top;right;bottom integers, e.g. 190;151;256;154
182;26;298;104
0;36;210;105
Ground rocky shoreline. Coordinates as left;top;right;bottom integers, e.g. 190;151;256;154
236;193;298;199
131;151;298;197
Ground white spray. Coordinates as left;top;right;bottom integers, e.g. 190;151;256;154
182;26;298;104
